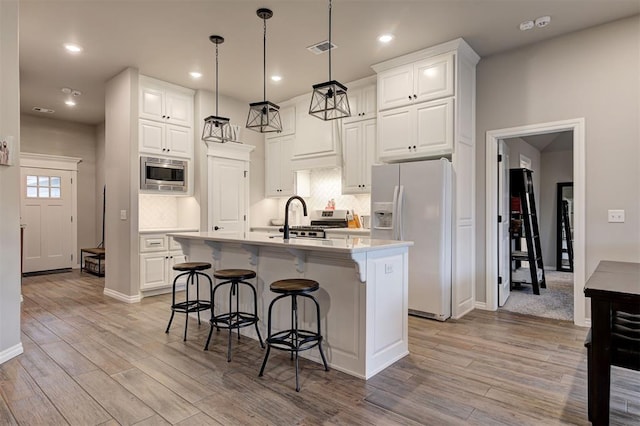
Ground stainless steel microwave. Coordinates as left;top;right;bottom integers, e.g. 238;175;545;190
140;156;188;192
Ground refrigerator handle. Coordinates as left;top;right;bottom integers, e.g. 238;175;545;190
397;185;405;241
391;185;399;240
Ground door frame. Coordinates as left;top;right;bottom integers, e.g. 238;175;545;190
484;118;586;326
20;152;82;268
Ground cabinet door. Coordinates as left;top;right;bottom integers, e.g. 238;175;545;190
140;253;168;290
361;84;377;118
342;122;364;194
265;138;282;197
168;251;188;285
277;136;295;195
414;53;454;103
165;91;193;127
165;124;192;159
293;101;336;158
139;119;164;155
361;119;377;191
140;86;165;122
377;64;413;111
378;107;414;161
415;98;453;156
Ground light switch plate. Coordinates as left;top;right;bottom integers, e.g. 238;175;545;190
120;209;127;220
607;209;625;223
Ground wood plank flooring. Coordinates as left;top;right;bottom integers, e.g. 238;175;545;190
1;270;638;425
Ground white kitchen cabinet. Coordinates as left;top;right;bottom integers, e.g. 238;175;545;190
377;52;454;111
265;104;296;139
139;234;187;292
139;118;193;159
344;83;376;123
378;98;453;162
265;135;295;197
139;76;193;127
342;119;376;194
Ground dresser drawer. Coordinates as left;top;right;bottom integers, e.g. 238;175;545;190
139;234;167;252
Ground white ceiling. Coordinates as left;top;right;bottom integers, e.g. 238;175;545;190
19;0;640;125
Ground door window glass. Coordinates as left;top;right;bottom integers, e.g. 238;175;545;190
26;175;62;198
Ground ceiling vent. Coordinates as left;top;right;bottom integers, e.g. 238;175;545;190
307;40;337;55
33;107;55;114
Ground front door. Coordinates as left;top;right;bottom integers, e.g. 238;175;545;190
498;140;511;306
21;167;74;272
209;157;247;238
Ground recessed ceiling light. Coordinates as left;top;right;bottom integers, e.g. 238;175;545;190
64;43;83;53
65;100;76;107
535;16;551;28
189;71;202;79
519;20;534;31
378;34;394;43
271;75;282;82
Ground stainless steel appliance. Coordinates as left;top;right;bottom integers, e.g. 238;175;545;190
140;156;188;192
282;209;349;239
371;158;452;321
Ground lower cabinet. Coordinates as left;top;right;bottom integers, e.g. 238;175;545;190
139;233;187;291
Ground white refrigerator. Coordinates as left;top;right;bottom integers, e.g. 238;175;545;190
370;158;452;320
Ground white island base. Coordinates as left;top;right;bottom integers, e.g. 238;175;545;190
171;232;411;380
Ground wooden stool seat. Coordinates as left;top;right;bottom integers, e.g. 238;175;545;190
213;269;256;280
270;278;319;294
173;262;212;272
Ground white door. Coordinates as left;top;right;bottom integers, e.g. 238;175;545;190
209;157;247;237
498;140;511;306
21;168;73;272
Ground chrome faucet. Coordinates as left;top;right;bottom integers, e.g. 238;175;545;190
283;195;308;240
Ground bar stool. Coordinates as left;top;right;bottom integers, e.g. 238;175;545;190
165;262;213;341
204;269;264;362
259;278;329;391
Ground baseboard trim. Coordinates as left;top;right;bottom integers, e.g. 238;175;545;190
103;288;141;304
0;343;24;365
474;301;489;310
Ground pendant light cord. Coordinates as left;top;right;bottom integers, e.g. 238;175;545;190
215;42;219;116
328;0;332;82
263;16;267;102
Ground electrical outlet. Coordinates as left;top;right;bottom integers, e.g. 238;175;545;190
607;209;625;223
385;264;394;274
120;209;127;220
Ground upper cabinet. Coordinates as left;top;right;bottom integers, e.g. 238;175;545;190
343;83;376;123
342;119;376;194
139;77;193;127
265;104;296;139
377;52;454;111
372;40;477;162
265;135;295;197
138;76;194;160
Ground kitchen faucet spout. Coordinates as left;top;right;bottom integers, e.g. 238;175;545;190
283;196;308;240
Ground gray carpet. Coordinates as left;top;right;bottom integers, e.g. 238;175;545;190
501;270;574;321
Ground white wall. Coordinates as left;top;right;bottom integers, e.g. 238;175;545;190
475;15;640;304
20;115;99;258
0;0;23;364
540;148;573;268
104;68;139;299
96;122;105;244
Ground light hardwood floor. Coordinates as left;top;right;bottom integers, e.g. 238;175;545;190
1;271;638;425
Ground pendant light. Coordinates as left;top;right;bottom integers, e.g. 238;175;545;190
202;35;232;143
309;0;350;121
246;8;282;133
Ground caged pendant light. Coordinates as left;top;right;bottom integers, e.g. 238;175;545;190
202;35;232;143
246;8;282;133
309;0;350;121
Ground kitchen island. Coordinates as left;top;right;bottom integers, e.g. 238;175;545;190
169;231;412;379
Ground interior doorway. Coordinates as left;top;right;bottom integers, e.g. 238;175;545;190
485;119;586;326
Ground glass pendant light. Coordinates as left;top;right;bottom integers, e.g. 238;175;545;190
202;35;232;143
246;8;282;133
309;0;350;121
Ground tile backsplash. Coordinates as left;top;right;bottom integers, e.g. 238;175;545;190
139;194;179;229
275;168;371;225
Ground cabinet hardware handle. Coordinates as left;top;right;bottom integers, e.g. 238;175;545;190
408;146;411;150
149;242;161;245
167;116;170;119
413;94;417;99
413;145;416;149
214;226;224;231
408;95;412;100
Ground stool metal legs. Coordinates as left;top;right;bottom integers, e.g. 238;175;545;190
259;293;329;392
205;279;264;361
165;271;213;341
